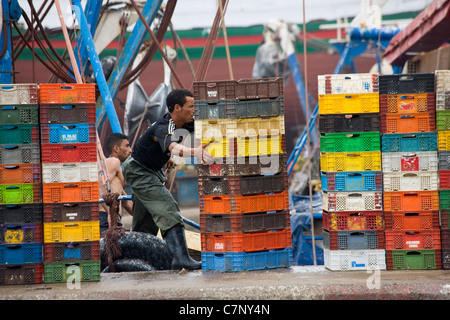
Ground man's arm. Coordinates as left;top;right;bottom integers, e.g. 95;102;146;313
169;141;214;164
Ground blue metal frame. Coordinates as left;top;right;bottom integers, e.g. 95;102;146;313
0;0;13;84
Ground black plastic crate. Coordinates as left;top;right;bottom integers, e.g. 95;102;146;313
318;113;380;133
379;73;435;94
0;204;42;224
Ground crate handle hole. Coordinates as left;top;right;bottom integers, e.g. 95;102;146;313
405;212;419;217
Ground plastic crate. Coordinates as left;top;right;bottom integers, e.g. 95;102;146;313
318;113;380;133
195;116;285;140
0;184;41;205
197;154;287;177
381;132;437;152
38;83;96;104
201;228;292;252
198;173;287;196
382;171;438;191
323;229;385;250
318;93;380;114
200;210;290;233
199;191;289;214
201;247;292;272
0;83;38;105
442;229;450;250
435;70;450;91
379;73;435;94
320;171;382;192
319;132;380;153
42;182;99;203
438;130;450;151
379;93;435;114
0;164;41;184
0;124;39;145
39;103;96;124
322;191;383;212
441;210;450;229
43;260;100;283
0;243;42;264
324;249;386;271
439;170;450;189
43;221;100;243
0;104;39;124
41;162;98;183
319;151;381;172
439;190;450;210
43;241;100;262
436;110;450;130
383;191;440;211
322;210;384;231
193;77;283;101
41;143;97;163
0;263;43;285
385;230;441;250
43;202;99;223
0;144;40;164
442;249;450;270
0;204;42;224
40;123;96;144
384;211;440;230
438;151;450;170
194;97;285;119
317;73;379;95
0;223;42;244
380;112;436;134
436;91;450;110
386;249;441;270
382;151;438;172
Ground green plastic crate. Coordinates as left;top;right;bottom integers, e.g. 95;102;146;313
320;132;381;153
436;110;450;131
44;260;100;283
387;249;441;270
439;189;450;210
0;184;40;204
0;105;39;125
0;124;39;145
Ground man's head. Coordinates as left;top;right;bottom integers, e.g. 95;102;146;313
105;133;131;162
166;89;195;124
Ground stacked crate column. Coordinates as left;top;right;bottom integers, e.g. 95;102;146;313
379;72;442;270
38;83;101;283
0;84;43;285
318;73;386;271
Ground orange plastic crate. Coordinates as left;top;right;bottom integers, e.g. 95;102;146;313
383;191;440;211
42;182;99;203
379;93;435;114
39;83;96;104
381;112;436;133
322;210;384;231
384;211;440;230
199;191;289;214
385;229;441;250
0;164;41;184
201;228;292;252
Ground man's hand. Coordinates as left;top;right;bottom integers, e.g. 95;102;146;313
194;142;214;165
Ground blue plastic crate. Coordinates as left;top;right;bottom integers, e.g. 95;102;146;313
321;171;382;191
201;247;292;272
40;123;96;144
381;132;437;153
0;243;42;264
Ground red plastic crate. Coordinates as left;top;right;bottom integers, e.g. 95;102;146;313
40;143;97;163
322;210;384;231
439;170;450;189
42;182;99;203
39;103;96;124
381;111;436;133
385;229;441;250
0;164;41;184
43;241;100;263
441;229;450;250
39;83;96;104
383;191;440;211
201;228;292;252
384;211;440;230
199;191;289;214
43;202;99;223
441;210;450;229
0;263;43;284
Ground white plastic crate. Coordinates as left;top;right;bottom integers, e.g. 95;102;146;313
322;191;383;212
436;91;450;111
435;70;450;91
324;249;386;271
382;151;438;172
382;171;439;191
318;73;378;95
42;162;98;183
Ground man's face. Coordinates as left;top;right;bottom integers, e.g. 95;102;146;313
179;96;195;123
116;139;131;162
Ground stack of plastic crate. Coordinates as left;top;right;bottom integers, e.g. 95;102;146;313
194;78;293;272
0;84;43;285
318;73;387;271
435;70;450;270
38;83;101;283
380;72;442;270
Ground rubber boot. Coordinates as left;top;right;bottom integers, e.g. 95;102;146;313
163;225;201;270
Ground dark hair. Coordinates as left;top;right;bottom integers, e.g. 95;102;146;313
105;133;129;155
166;88;194;113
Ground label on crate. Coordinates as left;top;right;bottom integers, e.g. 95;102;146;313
63;247;82;260
401;156;419;171
4;229;24;244
62;133;78;143
214;242;225;250
406;240;420;248
347;216;366;230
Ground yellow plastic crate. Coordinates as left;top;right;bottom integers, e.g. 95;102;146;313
43;221;100;243
195;116;285;140
320;151;382;172
318;93;380;114
438;130;450;151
